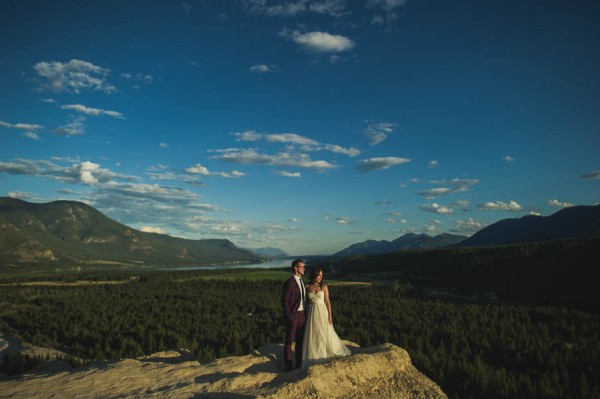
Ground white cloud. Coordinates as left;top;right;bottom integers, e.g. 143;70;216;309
276;170;301;177
319;144;360;156
160;143;170;148
418;178;480;199
371;15;385;25
61;104;125;119
581;170;600;180
366;0;405;27
185;163;245;178
450;200;470;211
89;182;225;235
336;216;352;224
233;130;359;157
250;64;273;73
97;182;201;205
288;218;303;223
0;120;44;131
79;161;100;185
265;1;307;16
452;218;486;234
364;122;396;146
548;199;574;208
428;160;438;169
420;203;455;214
8;191;34;200
502;155;516;162
33;59;116;93
186;164;211;176
247;0;347;17
366;0;406;12
0;158;138;185
213;148;336;170
265;132;320;146
308;0;347;16
478;200;523;211
22;132;42;141
234;130;264;142
424;223;438;234
52;116;86;136
357;156;411;172
147;171;181;181
140;226;167;234
281;30;355;53
121;72;153;85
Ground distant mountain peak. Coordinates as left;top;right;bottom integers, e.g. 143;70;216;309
334;232;466;256
244;246;290;258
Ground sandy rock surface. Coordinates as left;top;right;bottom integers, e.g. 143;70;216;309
0;342;447;399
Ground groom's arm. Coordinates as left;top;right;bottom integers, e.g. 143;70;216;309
281;279;293;322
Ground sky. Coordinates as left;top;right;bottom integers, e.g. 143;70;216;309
1;0;599;256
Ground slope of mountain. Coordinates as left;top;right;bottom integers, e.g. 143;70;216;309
334;233;466;256
458;204;600;247
0;197;261;268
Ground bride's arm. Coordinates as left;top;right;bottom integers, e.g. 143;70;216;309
323;284;333;324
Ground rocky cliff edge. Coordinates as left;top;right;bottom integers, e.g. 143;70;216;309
0;342;447;398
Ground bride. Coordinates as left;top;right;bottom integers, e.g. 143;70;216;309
302;267;351;367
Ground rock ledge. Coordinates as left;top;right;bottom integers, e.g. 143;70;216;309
0;343;447;398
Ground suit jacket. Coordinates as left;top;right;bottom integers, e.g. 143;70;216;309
282;276;304;322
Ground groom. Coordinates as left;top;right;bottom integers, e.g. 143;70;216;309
281;258;306;371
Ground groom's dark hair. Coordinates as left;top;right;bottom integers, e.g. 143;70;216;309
291;258;304;269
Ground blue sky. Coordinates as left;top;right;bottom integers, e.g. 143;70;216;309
1;0;599;255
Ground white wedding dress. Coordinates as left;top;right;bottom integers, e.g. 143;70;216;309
302;290;351;367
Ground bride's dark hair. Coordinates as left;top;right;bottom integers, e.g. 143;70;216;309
309;266;325;286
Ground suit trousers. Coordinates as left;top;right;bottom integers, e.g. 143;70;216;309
284;310;306;369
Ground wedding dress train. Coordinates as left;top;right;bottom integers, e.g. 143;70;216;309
302;290;351;367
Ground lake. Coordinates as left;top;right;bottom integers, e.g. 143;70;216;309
160;258;294;271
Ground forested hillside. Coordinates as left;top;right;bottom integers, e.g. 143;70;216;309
1;273;599;399
328;236;600;311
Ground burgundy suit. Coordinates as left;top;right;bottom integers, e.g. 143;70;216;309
282;275;306;370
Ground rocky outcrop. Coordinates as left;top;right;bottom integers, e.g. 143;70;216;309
0;342;447;398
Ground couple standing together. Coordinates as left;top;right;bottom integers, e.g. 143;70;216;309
281;258;351;371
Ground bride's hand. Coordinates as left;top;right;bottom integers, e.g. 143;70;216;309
328;317;333;324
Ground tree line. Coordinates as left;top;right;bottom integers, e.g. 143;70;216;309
1;273;599;399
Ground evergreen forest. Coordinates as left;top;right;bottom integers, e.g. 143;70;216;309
1;271;599;399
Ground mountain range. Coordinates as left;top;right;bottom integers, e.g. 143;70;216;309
333;205;600;256
458;204;600;247
2;196;599;269
0;197;262;268
333;233;467;256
